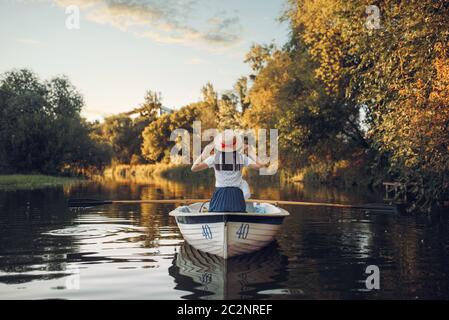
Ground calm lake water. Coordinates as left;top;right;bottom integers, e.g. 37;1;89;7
1;176;448;299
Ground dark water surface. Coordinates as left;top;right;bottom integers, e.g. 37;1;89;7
1;177;448;299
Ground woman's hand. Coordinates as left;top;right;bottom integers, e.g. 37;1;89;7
201;142;215;160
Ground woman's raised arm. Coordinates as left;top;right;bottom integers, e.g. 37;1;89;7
191;158;209;172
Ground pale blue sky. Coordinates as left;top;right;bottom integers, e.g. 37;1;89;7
0;0;288;120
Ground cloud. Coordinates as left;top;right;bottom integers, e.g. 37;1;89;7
53;0;99;8
16;38;41;45
51;0;242;47
185;58;205;65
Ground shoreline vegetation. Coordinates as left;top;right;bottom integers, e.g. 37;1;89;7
0;174;83;191
99;162;369;188
0;162;369;192
1;1;448;212
100;163;213;183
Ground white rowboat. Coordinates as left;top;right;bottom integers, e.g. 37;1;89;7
169;202;289;259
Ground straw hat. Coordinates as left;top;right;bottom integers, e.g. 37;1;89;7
213;129;243;152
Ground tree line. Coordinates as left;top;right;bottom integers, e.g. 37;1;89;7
0;0;447;211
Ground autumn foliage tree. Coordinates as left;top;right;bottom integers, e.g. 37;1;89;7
239;0;449;209
292;0;448;207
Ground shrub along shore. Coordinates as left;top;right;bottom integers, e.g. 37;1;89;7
100;163;213;183
100;162;366;189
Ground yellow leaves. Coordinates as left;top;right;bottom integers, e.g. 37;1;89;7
377;48;449;172
429;53;449;104
289;0;359;95
244;51;294;129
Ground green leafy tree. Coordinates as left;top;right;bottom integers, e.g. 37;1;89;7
0;69;111;174
234;76;250;113
97;115;137;163
141;104;201;163
217;92;240;130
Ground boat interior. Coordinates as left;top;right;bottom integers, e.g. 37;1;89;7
177;202;283;214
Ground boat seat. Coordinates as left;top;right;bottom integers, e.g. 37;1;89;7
178;206;191;213
246;203;267;213
179;203;268;214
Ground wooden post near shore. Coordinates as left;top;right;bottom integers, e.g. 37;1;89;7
383;182;409;204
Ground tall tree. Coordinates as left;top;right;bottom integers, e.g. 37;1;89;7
125;90;162;118
234;76;250;113
282;0;449;209
217;92;240;130
141;103;201;163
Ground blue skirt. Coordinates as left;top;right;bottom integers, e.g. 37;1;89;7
209;187;246;212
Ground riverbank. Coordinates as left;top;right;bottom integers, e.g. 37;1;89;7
100;161;367;188
281;160;374;188
0;174;83;191
100;163;213;183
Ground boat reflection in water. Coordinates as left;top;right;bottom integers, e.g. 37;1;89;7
169;241;290;299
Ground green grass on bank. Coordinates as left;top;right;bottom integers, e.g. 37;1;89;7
0;174;83;191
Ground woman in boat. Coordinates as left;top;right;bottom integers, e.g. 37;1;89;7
191;130;264;212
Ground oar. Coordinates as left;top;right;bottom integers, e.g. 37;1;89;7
67;198;207;207
67;198;398;212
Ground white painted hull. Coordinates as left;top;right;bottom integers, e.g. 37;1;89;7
169;202;289;259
